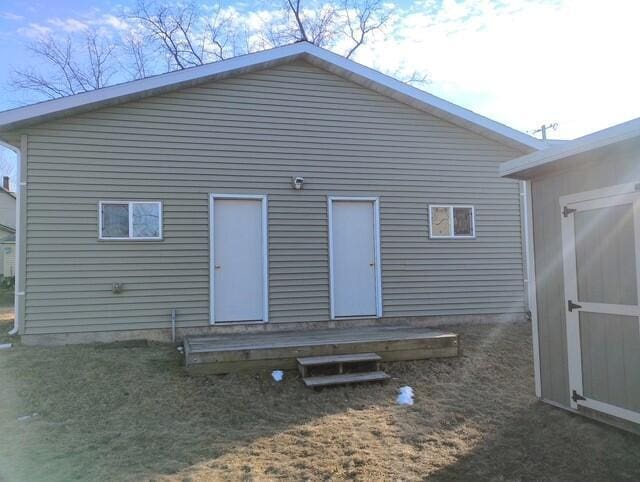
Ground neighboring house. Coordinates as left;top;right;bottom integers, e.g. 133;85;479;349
0;42;546;345
0;177;16;278
500;117;640;433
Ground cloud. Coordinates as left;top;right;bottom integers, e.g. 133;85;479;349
48;17;89;32
101;14;129;31
355;0;640;139
17;22;52;39
0;12;24;21
16;12;131;40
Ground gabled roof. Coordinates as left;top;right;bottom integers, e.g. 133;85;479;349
0;223;15;234
0;188;15;200
0;42;544;152
500;117;640;179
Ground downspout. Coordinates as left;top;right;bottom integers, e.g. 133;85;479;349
8;136;26;336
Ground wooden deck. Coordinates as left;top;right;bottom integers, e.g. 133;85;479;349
183;325;459;375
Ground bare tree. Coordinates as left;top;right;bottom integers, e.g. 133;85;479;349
129;0;395;68
11;29;118;99
135;1;202;68
127;0;246;69
11;0;419;101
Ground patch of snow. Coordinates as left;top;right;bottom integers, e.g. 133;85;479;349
0;343;12;350
17;413;38;422
396;386;414;406
271;370;284;382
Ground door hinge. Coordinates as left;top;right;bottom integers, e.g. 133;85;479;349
562;206;577;217
567;300;582;312
572;390;586;403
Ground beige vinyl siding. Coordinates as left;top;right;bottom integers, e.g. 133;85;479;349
530;140;640;407
18;60;525;335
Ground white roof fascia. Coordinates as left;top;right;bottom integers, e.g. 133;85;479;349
500;117;640;178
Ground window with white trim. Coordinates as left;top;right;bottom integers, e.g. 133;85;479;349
429;205;475;239
99;201;163;240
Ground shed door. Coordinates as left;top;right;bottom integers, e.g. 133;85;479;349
330;199;379;318
561;184;640;424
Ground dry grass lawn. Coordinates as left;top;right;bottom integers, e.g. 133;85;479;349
1;318;640;481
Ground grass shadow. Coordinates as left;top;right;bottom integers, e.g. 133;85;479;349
426;400;640;481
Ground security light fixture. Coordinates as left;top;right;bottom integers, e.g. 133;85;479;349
292;176;305;190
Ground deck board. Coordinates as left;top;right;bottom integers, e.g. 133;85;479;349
184;325;458;374
297;352;382;366
303;371;390;387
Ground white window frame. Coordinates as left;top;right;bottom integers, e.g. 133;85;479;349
98;201;163;241
428;204;476;239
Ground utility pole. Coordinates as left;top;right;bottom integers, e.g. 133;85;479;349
531;123;558;140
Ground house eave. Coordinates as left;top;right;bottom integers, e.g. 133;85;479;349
500;116;640;179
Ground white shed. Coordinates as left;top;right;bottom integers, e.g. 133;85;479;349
501;117;640;433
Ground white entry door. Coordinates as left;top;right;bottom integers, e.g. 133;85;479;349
329;198;381;318
560;183;640;424
211;195;268;323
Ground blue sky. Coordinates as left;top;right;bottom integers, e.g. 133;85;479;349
1;0;640;141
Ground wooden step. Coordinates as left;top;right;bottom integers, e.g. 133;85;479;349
297;352;382;377
297;352;382;367
303;371;390;388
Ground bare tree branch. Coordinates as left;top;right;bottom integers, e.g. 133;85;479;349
307;5;337;46
10;68;70;99
128;0;249;68
174;3;203;65
404;70;430;86
287;0;309;42
140;5;181;68
204;6;242;61
120;33;151;79
343;0;393;59
84;30;117;89
11;31;118;99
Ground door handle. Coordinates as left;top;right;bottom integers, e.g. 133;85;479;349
215;265;221;269
369;262;375;266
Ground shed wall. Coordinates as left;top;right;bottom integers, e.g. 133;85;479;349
16;60;526;336
530;139;640;407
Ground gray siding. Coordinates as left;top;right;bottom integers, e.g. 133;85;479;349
17;60;525;335
531;139;640;407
